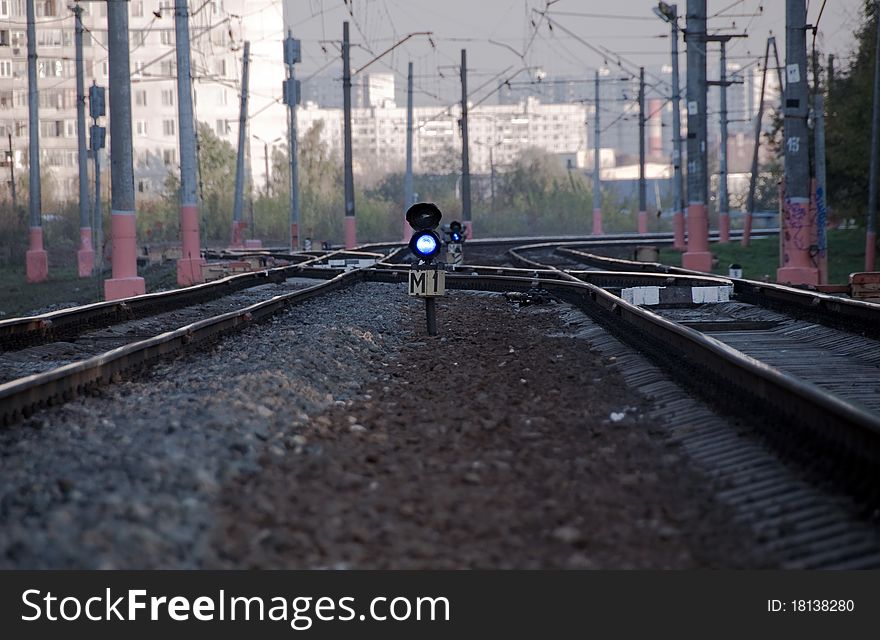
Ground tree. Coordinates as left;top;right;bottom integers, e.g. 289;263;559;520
826;1;877;222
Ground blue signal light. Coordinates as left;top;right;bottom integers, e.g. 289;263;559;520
416;233;438;255
409;229;441;261
450;232;462;243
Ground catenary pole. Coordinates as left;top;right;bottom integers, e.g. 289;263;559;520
74;5;94;277
778;0;818;284
284;31;301;251
866;4;880;271
25;0;47;283
718;40;730;243
104;0;145;299
231;41;251;248
174;0;204;284
743;37;772;247
403;61;414;241
460;49;473;237
343;21;356;248
592;69;603;235
682;0;712;271
638;67;647;234
668;4;685;249
7;134;16;211
813;49;828;283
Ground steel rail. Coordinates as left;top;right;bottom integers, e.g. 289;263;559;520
0;269;362;425
0;249;384;351
554;246;880;338
358;228;779;254
368;267;880;478
3;265;879;488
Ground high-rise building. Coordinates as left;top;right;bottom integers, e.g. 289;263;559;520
0;0;286;201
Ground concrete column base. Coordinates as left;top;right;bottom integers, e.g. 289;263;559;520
26;250;49;283
290;222;300;251
105;276;146;301
176;257;206;287
77;227;95;277
777;266;819;286
719;213;730;243
673;211;685;251
866;230;877;272
741;213;753;247
345;216;357;249
77;249;96;277
402;219;412;243
26;227;48;283
682;251;713;272
463;220;473;240
592;208;603;235
229;220;247;249
637;211;647;235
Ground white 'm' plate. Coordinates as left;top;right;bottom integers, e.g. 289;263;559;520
408;269;445;297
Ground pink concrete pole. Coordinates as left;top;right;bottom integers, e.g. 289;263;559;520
104;2;145;300
174;0;204;285
345;216;357;249
25;0;47;283
26;228;48;283
291;222;300;251
638;211;648;235
73;6;93;277
682;204;712;271
777;197;819;285
673;211;686;250
592;209;603;235
76;228;94;277
719;213;730;243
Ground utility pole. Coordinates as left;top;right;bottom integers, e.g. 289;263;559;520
73;5;94;278
813;48;828;283
231;41;251;249
105;1;145;299
460;49;472;238
284;30;301;251
174;0;204;285
89;82;106;277
592;70;603;235
778;0;818;284
490;146;496;215
403;61;414;241
638;67;647;235
867;7;880;272
706;35;747;242
7;134;15;211
743;37;772;247
717;41;730;243
682;0;712;271
262;142;270;197
25;0;47;283
343;21;356;248
654;2;684;249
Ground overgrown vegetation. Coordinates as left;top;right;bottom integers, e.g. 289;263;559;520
826;0;879;223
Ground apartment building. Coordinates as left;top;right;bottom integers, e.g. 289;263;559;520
298;93;588;176
0;0;287;202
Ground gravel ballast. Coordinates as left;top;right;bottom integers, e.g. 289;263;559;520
0;282;768;568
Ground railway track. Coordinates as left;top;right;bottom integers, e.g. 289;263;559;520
494;240;880;567
4;232;879;566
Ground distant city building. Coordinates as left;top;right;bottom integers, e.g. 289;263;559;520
0;0;285;200
297;95;588;175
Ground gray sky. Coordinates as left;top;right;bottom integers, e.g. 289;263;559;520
281;0;865;105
